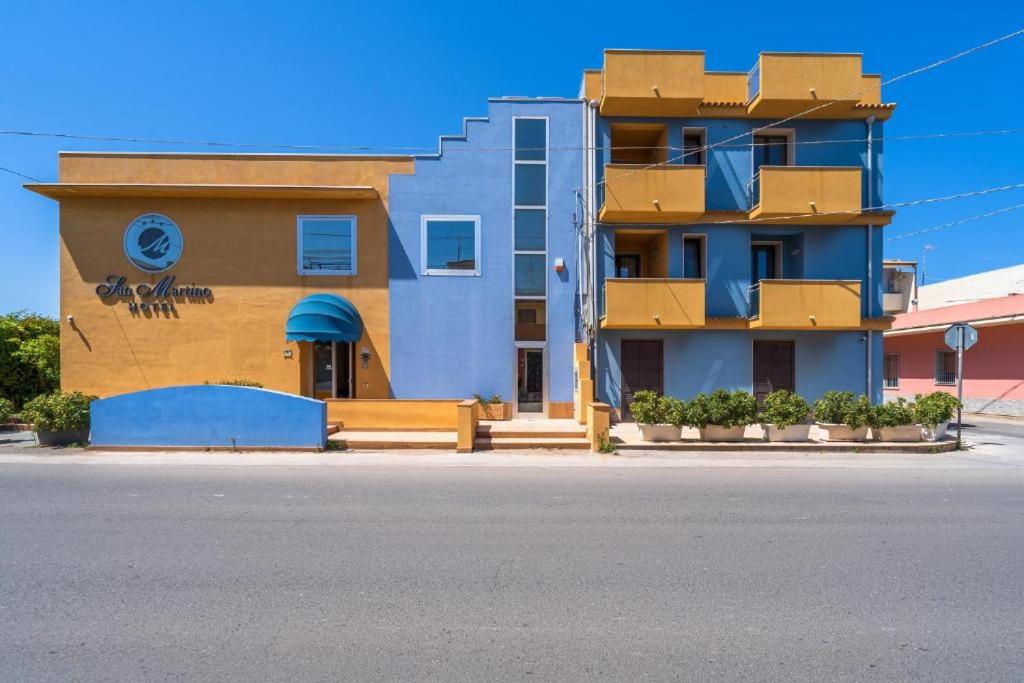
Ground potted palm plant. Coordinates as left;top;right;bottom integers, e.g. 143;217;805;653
914;392;960;441
873;397;921;442
813;391;873;442
758;390;812;442
21;391;96;446
629;390;683;442
687;389;757;441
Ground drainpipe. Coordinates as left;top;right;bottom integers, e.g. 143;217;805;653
587;99;599;387
865;115;876;399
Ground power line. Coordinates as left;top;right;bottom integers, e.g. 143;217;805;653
2;126;1023;154
591;25;1024;192
0;164;41;182
886;202;1024;241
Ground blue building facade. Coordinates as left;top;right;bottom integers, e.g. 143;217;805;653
388;98;584;417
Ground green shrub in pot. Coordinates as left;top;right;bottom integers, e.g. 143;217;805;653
628;390;661;425
812;391;874;441
914;391;961;441
657;395;686;427
21;391;96;445
758;390;812;442
688;389;756;441
873;397;922;442
629;390;682;442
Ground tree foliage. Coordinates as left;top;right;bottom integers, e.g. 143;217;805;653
0;311;60;408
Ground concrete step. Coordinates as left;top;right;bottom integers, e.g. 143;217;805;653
474;437;589;450
476;423;586;439
328;430;457;450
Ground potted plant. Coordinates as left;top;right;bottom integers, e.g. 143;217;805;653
914;391;960;441
630;390;682;442
687;389;757;441
21;391;96;446
758;390;812;442
473;393;509;420
873;397;921;442
813;391;873;441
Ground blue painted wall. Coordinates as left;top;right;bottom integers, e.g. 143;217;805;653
91;385;327;449
597;329;880;411
388;99;584;403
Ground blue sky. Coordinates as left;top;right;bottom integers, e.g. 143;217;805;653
3;0;1024;316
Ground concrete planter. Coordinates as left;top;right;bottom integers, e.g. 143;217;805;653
477;402;511;421
922;421;949;442
762;424;812;442
699;425;746;442
816;424;869;442
638;424;682;442
874;425;922;442
36;429;89;446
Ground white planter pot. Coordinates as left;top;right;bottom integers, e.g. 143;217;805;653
874;425;922;442
763;424;812;442
638;424;682;442
699;425;746;442
921;421;949;442
816;424;869;442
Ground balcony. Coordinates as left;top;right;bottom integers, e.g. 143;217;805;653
746;53;869;118
602;279;706;329
600;50;705;116
600;164;706;223
747;166;881;224
748;279;862;329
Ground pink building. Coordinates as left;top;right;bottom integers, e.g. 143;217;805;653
883;295;1024;416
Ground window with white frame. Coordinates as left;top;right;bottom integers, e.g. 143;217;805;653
514;116;548;341
421;215;481;276
883;352;900;389
298;215;357;275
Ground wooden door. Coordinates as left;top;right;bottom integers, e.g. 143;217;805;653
620;340;663;420
753;340;795;402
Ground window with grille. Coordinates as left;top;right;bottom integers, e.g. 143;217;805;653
883;353;900;389
935;350;957;385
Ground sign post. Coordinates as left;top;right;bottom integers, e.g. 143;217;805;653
944;323;978;448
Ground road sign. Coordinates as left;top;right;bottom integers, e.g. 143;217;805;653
945;323;978;351
943;323;978;448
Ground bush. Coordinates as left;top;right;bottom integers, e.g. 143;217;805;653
473;393;504;418
758;390;810;428
813;391;876;428
914;392;960;428
629;390;662;424
0;311;60;408
658;396;686;427
0;396;14;422
204;379;264;388
20;391;96;432
685;389;757;428
875;397;916;427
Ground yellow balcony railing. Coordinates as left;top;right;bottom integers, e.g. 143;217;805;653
747;53;866;117
600;49;705;116
602;278;706;329
749;166;866;224
748;279;862;329
600;164;706;223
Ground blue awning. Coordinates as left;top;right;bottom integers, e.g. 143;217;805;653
285;293;363;343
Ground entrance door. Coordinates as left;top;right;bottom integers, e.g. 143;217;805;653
615;254;641;278
516;347;544;415
311;341;352;399
752;340;795;402
620;340;663;420
751;244;779;285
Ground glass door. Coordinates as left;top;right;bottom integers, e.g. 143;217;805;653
516;347;544;415
311;341;352;399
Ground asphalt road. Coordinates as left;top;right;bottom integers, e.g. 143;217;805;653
3;461;1024;681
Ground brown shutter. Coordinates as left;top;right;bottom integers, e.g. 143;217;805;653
753;340;795;402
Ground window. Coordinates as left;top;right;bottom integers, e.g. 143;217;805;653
515;300;545;341
298;215;357;275
421;216;481;276
935;350;957;385
682;128;706;165
753;134;791;170
515;254;546;296
751;242;781;283
514;165;546;206
514;209;545;251
884;353;900;389
615;254;641;278
515;118;547;161
683;235;705;278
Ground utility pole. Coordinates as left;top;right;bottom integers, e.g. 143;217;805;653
921;244;937;286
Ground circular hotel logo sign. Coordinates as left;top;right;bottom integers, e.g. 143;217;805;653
123;214;183;273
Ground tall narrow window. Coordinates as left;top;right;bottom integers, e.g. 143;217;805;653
884;353;900;389
514;117;548;343
683;235;705;278
298;215;357;275
421;216;481;276
935;350;957;385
